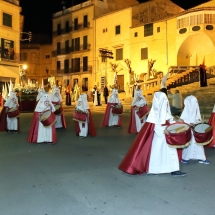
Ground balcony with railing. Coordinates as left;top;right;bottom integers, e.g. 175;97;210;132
0;52;20;63
52;44;91;57
51;65;92;76
52;22;90;37
3;0;19;6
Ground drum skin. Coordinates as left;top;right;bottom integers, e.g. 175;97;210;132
73;111;87;123
40;111;56;127
8;107;20;118
136;105;150;120
112;106;123;115
54;104;63;115
193;123;213;146
165;122;192;148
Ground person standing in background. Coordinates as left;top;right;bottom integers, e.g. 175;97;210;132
65;84;71;106
168;89;183;115
103;85;109;104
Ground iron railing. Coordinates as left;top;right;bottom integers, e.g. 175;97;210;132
52;22;90;37
52;44;91;56
51;66;92;75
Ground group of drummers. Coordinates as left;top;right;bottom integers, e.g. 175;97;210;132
118;87;215;177
0;84;215;177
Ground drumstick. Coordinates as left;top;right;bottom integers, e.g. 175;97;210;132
173;115;180;121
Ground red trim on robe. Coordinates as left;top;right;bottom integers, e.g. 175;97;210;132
27;112;57;143
102;103;122;127
118;122;155;175
128;106;138;133
207;112;215;147
0;106;7;132
0;106;20;132
52;102;67;129
88;109;96;137
74;109;96;137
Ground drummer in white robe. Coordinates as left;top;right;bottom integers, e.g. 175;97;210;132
75;94;88;138
27;93;57;144
50;86;66;129
101;88;123;127
4;91;19;132
180;95;210;164
118;92;186;176
128;88;148;133
148;92;185;175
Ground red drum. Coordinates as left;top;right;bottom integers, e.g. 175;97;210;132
136;105;150;120
54;104;63;115
193;123;213;146
73;111;87;123
40;110;56;127
165;122;192;148
8;107;20;118
112;105;123;115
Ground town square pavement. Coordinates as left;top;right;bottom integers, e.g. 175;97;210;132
0;103;215;215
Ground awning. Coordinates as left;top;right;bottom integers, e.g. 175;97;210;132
0;65;19;83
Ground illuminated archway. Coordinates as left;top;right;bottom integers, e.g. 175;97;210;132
177;33;215;66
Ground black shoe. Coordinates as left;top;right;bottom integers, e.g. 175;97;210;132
171;171;186;177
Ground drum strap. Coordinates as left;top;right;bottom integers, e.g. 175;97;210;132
162;120;170;126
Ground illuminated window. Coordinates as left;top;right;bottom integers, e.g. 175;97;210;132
190;14;203;25
204;14;215;24
177;17;189;28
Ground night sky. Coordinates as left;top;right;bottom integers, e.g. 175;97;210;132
20;0;208;36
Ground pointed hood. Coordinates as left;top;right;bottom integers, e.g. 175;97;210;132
4;83;8;99
180;95;202;124
132;89;147;106
146;92;172;124
35;93;55;112
4;91;18;108
8;79;13;96
50;86;62;102
108;88;120;104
